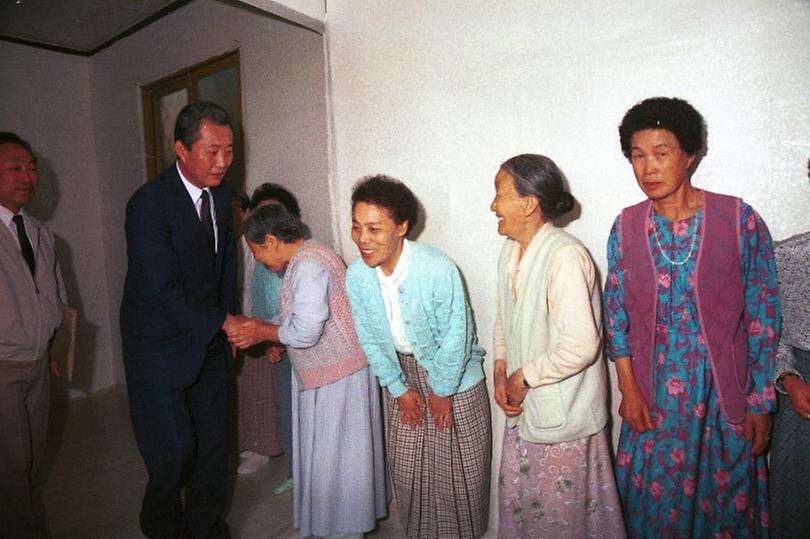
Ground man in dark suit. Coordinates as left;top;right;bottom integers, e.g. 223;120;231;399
120;101;239;538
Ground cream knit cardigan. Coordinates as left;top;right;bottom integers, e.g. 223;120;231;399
497;223;608;444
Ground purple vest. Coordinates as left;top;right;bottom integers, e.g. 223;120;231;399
621;191;750;424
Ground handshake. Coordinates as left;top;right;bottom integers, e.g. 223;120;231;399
222;314;286;362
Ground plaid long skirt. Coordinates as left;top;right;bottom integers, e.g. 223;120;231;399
388;353;491;539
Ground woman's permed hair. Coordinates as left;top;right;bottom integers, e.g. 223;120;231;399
242;203;308;245
250;182;301;217
351;174;419;233
500;154;575;220
230;189;251;212
618;97;705;159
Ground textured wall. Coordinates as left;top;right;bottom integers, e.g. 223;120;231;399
240;0;325;31
0;42;112;398
325;0;810;530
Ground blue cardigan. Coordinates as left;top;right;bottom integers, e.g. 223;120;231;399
345;241;485;398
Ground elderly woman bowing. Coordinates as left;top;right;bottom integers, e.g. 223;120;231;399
227;203;387;539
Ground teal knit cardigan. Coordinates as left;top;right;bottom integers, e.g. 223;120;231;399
346;241;485;398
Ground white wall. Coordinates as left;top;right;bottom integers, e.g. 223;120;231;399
241;0;325;32
90;0;329;386
325;0;810;530
0;42;113;398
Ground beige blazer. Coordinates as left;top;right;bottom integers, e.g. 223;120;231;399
0;213;65;362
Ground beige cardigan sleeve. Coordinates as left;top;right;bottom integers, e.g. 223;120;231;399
521;244;602;387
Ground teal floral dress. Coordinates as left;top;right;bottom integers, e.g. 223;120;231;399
604;202;779;538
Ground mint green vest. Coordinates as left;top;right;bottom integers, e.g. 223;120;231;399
497;224;608;444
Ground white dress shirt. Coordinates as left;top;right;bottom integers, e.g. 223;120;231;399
177;163;218;252
0;204;34;253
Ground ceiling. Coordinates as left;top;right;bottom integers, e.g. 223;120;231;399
0;0;192;56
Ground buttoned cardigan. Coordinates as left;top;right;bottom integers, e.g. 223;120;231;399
346;241;485;398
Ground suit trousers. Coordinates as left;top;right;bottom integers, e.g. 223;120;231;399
274;356;293;478
127;337;230;539
0;357;50;538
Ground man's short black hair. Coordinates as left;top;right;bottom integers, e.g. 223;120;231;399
0;131;35;158
174;101;232;150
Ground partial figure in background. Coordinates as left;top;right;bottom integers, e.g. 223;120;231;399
346;175;491;539
0;132;66;537
231;189;253;316
231;186;282;474
120;101;239;538
604;97;780;537
490;154;625;538
228;203;387;538
234;183;300;489
771;229;810;538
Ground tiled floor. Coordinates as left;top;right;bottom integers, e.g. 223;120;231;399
39;389;407;538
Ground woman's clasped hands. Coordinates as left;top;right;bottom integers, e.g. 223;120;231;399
493;360;527;418
224;315;285;361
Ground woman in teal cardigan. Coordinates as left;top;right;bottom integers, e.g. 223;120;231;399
346;175;491;539
491;154;624;538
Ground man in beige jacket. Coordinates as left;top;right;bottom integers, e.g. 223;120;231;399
0;131;65;537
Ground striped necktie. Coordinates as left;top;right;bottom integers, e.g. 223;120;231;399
200;190;215;253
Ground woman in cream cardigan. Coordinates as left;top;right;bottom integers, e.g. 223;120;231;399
491;154;624;538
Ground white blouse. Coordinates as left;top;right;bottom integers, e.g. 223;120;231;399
375;239;414;355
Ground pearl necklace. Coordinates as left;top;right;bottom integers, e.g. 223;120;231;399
653;216;697;266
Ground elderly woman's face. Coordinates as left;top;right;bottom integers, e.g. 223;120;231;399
629;129;695;202
351;201;408;276
247;236;288;273
491;169;531;240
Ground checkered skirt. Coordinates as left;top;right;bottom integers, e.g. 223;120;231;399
387;353;491;538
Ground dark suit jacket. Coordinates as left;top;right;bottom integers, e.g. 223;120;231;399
120;164;237;387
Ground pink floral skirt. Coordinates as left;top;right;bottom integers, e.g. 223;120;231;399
498;426;625;538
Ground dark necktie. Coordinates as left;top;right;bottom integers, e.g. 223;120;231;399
12;214;36;278
200;190;215;253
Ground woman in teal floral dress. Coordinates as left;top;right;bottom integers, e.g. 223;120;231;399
604;97;780;537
